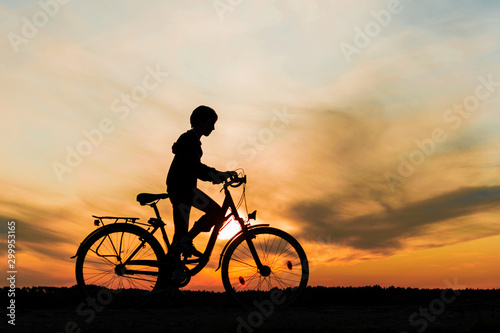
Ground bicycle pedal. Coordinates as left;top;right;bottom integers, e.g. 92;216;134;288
182;252;192;259
182;251;202;259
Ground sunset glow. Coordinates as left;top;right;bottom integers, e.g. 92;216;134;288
218;217;242;241
1;0;500;291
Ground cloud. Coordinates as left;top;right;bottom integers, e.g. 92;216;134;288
290;186;500;253
0;216;74;265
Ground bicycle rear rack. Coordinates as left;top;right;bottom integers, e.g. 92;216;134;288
92;215;143;227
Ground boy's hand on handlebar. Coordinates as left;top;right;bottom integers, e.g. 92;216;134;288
212;171;238;184
227;171;238;180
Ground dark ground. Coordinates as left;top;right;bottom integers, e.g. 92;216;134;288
2;286;500;333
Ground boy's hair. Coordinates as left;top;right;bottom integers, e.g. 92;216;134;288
190;105;218;127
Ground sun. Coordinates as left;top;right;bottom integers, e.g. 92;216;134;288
218;218;242;240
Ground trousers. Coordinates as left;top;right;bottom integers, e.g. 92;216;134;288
169;188;221;245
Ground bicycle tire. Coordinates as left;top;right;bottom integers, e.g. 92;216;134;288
75;223;166;308
221;227;309;308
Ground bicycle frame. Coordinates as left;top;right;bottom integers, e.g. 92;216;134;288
184;180;266;276
122;177;268;278
183;180;265;275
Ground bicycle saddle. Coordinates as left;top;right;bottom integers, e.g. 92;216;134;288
136;193;169;205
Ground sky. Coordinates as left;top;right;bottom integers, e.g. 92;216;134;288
1;0;500;291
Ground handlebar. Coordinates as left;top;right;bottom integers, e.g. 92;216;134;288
223;175;246;190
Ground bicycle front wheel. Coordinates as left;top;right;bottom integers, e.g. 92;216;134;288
221;227;309;307
75;223;165;308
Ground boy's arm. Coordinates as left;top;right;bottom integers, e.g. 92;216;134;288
198;164;237;184
197;163;219;183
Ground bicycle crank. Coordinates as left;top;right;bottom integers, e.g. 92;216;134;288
172;266;191;287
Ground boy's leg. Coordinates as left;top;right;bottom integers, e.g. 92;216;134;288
187;188;222;239
169;194;192;246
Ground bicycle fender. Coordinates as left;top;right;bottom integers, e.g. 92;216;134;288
71;223;128;259
215;224;269;271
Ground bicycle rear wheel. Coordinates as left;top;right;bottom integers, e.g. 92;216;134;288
75;223;165;308
221;227;309;307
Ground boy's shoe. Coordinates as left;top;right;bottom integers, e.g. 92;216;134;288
175;236;203;257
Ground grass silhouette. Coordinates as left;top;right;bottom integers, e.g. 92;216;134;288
5;285;500;332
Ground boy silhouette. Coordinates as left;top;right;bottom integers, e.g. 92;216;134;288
166;105;235;257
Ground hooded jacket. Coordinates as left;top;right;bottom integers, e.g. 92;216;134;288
166;130;218;197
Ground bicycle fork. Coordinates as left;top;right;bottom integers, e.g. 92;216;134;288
242;228;271;277
248;240;271;276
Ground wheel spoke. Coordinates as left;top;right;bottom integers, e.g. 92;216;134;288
229;257;258;269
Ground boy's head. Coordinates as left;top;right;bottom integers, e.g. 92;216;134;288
190;105;218;136
190;105;218;127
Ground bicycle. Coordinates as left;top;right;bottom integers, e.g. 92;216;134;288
73;170;309;308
